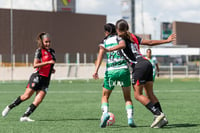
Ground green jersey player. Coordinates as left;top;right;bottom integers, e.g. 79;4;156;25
93;23;136;128
146;49;160;81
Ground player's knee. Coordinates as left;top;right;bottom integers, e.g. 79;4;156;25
134;93;140;101
21;94;31;101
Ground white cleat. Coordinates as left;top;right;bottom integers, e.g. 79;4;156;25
154;117;168;128
150;113;165;128
2;106;11;117
20;117;35;122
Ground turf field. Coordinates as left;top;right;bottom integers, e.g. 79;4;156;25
0;78;200;133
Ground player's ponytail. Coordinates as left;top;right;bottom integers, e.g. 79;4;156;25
36;32;49;48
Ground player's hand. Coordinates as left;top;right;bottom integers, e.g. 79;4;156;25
167;33;176;42
93;72;99;79
157;73;159;77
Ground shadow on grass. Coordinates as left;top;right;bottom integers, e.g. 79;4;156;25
108;123;200;129
38;118;99;121
164;123;199;128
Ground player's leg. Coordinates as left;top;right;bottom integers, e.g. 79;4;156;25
143;81;165;128
20;90;46;122
2;88;34;117
100;87;112;128
122;86;136;127
144;82;168;128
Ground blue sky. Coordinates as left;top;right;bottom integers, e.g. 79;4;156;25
0;0;200;39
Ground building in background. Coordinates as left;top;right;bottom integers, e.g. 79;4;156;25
121;0;135;33
53;0;76;12
0;8;106;63
173;21;200;47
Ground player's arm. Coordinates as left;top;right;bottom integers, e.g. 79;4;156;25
106;40;126;52
93;47;105;79
33;58;55;68
141;33;176;46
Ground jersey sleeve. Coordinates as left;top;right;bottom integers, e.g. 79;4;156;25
34;48;41;60
50;48;56;61
99;39;106;48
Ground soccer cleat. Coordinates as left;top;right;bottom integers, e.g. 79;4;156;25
128;118;137;127
2;106;11;117
150;112;165;128
20;117;35;122
100;113;110;128
154;117;168;128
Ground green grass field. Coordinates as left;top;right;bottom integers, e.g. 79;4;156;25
0;78;200;133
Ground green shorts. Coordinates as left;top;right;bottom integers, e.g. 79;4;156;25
103;69;131;90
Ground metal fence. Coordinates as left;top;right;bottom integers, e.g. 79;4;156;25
0;62;200;81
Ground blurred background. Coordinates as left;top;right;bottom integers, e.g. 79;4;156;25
0;0;200;81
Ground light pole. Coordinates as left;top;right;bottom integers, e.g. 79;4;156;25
141;0;145;39
153;17;157;39
10;0;13;81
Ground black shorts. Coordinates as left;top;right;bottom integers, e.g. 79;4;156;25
131;60;153;85
26;72;50;93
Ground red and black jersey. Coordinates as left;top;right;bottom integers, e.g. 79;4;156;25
118;34;145;64
34;48;56;78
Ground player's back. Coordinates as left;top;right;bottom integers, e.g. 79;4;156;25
103;35;128;72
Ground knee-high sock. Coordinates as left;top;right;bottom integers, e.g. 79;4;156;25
145;102;161;115
126;104;133;119
101;102;109;115
8;96;22;109
22;103;37;117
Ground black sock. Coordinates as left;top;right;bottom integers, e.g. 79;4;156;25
154;102;163;113
145;102;161;115
8;96;22;109
22;104;37;117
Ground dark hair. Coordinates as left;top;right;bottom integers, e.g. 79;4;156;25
104;23;116;36
146;48;152;52
36;32;50;48
115;19;133;42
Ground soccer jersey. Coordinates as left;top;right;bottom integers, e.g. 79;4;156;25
118;34;145;65
118;34;154;85
100;35;130;90
34;48;56;78
99;35;128;72
146;56;158;80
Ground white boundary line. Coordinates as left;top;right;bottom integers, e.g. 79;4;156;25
0;90;200;94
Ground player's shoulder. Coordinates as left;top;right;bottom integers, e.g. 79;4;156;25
49;48;55;53
35;48;42;54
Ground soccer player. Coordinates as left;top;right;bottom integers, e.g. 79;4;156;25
104;19;176;128
146;49;159;81
93;23;136;128
2;32;56;122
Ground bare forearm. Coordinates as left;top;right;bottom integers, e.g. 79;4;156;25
108;40;126;52
94;49;104;73
142;39;170;46
33;59;55;68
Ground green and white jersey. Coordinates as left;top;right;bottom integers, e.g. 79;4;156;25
99;35;128;72
147;56;158;76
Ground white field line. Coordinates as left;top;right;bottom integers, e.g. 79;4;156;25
0;90;200;94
